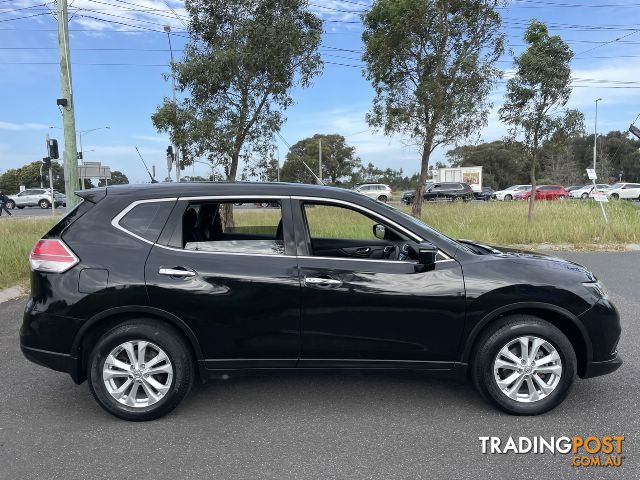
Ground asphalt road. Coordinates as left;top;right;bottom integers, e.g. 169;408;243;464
1;252;638;480
0;206;67;218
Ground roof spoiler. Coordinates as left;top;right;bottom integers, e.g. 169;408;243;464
75;187;107;204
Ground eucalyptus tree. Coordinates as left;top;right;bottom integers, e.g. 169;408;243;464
499;20;573;222
152;0;323;225
362;0;505;216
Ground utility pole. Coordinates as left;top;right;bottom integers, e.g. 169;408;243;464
276;145;280;182
318;138;322;184
164;25;180;183
56;0;79;207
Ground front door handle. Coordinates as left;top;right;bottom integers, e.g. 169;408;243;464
304;276;342;287
159;267;196;278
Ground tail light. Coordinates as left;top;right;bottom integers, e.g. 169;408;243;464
29;239;79;273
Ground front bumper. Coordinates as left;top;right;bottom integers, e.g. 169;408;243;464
583;355;623;378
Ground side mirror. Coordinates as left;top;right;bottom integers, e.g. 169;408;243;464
418;242;438;268
373;223;387;240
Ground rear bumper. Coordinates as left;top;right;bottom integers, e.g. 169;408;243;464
20;344;83;384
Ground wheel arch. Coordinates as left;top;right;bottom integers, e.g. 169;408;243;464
462;302;592;378
71;306;204;383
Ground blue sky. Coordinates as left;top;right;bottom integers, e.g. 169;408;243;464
1;0;640;184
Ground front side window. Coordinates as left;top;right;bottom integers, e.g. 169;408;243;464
182;200;284;255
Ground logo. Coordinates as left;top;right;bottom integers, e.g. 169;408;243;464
479;436;625;468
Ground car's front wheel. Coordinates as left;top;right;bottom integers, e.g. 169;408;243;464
581;193;589;199
504;194;512;201
39;199;50;209
611;193;619;200
88;319;194;421
471;315;576;415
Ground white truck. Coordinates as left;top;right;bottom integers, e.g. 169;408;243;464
431;166;483;193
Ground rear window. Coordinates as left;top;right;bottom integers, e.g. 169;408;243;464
119;201;175;243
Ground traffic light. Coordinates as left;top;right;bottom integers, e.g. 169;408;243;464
47;139;59;159
42;157;51;169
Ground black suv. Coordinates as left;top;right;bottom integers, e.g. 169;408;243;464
402;182;474;204
21;183;621;421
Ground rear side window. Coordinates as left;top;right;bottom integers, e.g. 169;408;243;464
119;201;175;243
181;200;284;255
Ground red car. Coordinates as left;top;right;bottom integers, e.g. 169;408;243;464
514;185;569;201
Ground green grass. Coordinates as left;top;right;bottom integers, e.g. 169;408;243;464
1;200;638;290
0;217;58;289
414;200;640;246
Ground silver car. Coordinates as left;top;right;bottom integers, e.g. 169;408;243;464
352;183;393;202
7;188;65;209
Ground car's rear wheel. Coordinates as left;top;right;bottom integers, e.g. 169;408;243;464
471;315;576;415
377;195;388;202
88;319;194;421
504;194;512;201
5;200;15;209
39;199;50;209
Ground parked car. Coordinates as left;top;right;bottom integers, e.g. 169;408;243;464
21;183;621;420
515;185;569;201
474;186;494;201
569;184;610;200
352;183;393;202
605;182;640;200
6;188;65;209
492;185;532;201
402;182;473;204
565;185;585;193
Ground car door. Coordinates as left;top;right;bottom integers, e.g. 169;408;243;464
424;184;440;201
622;183;640;199
292;197;466;369
15;190;32;206
144;196;301;368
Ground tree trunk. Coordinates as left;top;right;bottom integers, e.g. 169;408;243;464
527;147;537;223
222;150;240;229
411;142;432;218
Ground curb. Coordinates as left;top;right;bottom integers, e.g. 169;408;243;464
0;286;25;304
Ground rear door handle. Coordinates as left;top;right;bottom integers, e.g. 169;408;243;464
159;267;196;278
304;276;342;287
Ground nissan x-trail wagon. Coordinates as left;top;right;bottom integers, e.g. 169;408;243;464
20;183;622;421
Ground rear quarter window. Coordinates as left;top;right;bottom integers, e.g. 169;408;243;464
118;201;175;243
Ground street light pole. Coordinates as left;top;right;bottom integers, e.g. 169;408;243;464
164;25;180;183
592;98;608;225
593;98;602;171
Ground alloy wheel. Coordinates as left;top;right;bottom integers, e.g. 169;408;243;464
103;340;173;408
493;336;562;403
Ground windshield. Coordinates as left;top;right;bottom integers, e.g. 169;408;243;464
609;183;623;189
377;201;472;253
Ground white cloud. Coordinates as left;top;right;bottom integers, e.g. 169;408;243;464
0;121;50;131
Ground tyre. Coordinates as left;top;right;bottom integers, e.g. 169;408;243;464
581;193;588;199
558;195;567;200
377;195;388;202
6;200;15;209
88;319;195;421
17;205;24;209
611;193;619;200
471;315;576;416
504;194;512;201
39;199;50;209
